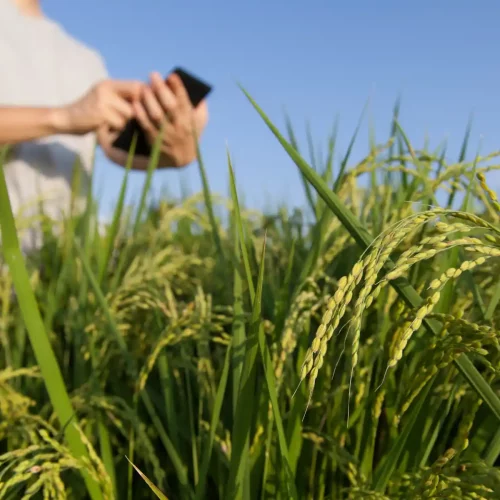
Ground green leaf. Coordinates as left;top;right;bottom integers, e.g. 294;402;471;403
195;343;232;499
373;377;435;491
285;113;316;217
133;124;164;234
0;148;103;500
228;156;298;499
126;457;169;500
197;138;225;265
229;160;247;416
98;133;137;283
226;236;267;499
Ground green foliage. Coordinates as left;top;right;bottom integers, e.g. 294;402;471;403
1;95;500;499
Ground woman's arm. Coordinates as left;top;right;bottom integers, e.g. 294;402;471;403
0;80;143;148
0;106;68;145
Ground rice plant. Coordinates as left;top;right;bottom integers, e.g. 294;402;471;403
0;93;499;499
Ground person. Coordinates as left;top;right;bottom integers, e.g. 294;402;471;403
0;0;208;250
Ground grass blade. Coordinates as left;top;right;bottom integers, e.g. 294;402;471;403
333;101;368;192
132;125;164;234
446;115;473;208
195;343;232;500
98;134;137;283
228;155;298;498
257;324;298;499
228;152;255;299
197;140;225;264
0;148;103;500
285;113;316;217
126;457;169;500
226;235;267;499
230;205;246;416
372;378;435;491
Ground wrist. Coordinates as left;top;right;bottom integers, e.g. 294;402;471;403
47;106;72;134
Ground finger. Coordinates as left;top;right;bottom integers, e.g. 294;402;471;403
105;109;128;131
109;94;134;121
150;72;177;116
110;80;145;100
133;100;158;136
142;86;167;126
197;99;208;115
166;73;191;110
193;99;208;130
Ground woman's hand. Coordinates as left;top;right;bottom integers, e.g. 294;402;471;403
133;71;208;167
98;72;208;170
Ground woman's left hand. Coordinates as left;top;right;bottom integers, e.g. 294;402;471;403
133;71;208;167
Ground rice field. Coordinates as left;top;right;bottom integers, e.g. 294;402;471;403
1;93;500;499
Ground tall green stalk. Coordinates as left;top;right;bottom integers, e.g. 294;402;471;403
0;148;103;500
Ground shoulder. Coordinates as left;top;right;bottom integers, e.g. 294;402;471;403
53;23;109;81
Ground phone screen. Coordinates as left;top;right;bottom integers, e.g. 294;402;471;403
111;68;212;157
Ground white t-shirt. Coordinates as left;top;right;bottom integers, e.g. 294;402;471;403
0;3;108;248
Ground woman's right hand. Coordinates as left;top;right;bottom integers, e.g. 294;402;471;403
58;79;144;135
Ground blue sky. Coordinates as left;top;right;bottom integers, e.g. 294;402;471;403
43;0;500;217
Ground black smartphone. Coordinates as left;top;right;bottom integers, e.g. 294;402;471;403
111;67;212;157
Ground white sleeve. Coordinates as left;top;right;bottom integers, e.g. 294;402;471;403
92;52;110;81
0;2;16;21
